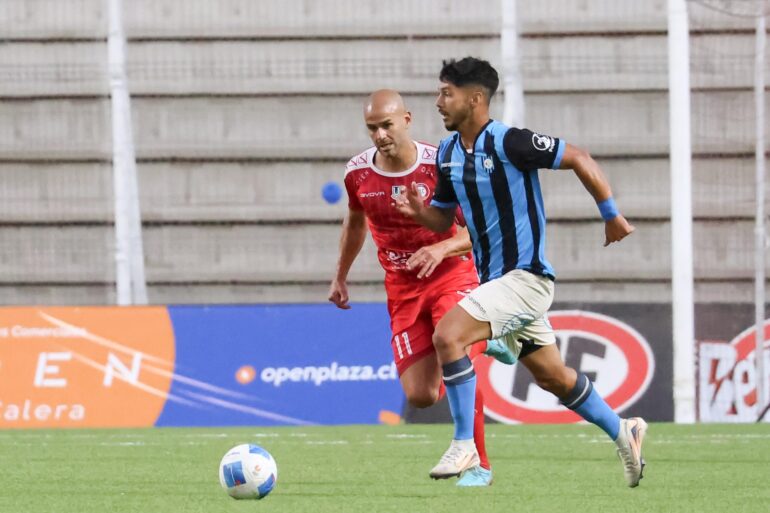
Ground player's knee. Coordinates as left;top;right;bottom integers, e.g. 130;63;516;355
432;330;460;353
405;388;440;409
432;331;448;352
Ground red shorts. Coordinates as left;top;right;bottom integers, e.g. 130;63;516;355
387;274;479;376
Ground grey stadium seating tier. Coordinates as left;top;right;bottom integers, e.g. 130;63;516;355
0;0;766;304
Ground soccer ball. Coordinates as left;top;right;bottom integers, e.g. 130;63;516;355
219;444;278;500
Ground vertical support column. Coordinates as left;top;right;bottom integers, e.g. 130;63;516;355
107;0;147;304
667;0;695;423
753;12;767;420
501;0;525;127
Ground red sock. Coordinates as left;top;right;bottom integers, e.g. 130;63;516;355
473;386;490;470
468;340;486;360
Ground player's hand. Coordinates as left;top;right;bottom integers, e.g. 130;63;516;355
328;279;351;309
604;215;635;246
392;182;424;219
407;244;447;279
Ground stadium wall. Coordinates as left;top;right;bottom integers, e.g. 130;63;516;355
0;0;767;305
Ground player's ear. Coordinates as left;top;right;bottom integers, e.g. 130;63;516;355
404;110;412;127
471;88;486;107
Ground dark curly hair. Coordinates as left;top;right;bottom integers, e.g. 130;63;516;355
439;57;500;102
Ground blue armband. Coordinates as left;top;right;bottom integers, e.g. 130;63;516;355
597;197;619;221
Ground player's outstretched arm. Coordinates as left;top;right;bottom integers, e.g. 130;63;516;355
328;208;367;309
407;227;472;279
393;181;455;233
558;144;635;247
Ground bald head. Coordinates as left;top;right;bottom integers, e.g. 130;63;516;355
363;89;413;161
364;89;407;116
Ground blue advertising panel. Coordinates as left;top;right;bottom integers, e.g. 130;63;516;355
155;304;403;427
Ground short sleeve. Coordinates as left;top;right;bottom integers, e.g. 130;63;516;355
344;173;363;211
430;143;459;209
503;127;566;171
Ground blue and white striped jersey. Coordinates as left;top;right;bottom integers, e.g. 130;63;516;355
431;120;565;282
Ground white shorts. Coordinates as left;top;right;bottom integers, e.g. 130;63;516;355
459;269;556;358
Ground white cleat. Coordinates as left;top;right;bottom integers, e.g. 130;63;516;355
615;417;648;487
429;439;480;480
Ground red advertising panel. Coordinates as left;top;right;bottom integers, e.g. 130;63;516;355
475;310;655;424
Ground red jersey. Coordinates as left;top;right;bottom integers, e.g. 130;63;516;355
344;141;478;298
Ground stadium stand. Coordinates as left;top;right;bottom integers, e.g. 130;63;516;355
0;0;766;304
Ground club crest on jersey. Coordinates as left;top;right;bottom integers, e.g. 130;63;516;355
391;184;429;199
483;157;494;172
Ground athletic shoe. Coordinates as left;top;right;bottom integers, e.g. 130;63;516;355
456;466;493;487
615;417;648;487
483;339;517;365
429;439;480;479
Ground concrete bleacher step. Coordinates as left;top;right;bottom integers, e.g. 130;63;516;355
1;0;757;40
0;157;765;223
2;34;764;97
1;92;766;160
0;221;761;284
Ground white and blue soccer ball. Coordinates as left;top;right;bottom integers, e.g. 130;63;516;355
219;443;278;500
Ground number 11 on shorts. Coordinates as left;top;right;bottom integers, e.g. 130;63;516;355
394;331;413;360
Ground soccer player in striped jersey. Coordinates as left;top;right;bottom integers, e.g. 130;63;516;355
329;89;515;486
394;58;648;487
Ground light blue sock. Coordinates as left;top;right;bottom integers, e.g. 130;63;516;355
562;373;620;440
442;356;476;440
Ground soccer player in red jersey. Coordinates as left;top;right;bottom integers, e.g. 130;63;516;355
328;90;513;486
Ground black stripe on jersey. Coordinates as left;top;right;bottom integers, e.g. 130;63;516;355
522;170;544;274
462;149;491;283
442;137;456;167
484;133;518;274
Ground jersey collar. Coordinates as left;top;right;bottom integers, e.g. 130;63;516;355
454;119;494;155
370;141;422;177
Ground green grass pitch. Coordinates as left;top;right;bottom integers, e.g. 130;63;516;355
2;423;769;513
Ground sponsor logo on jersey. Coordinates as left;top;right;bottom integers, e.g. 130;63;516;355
359;191;385;198
440;162;463;169
532;133;555;152
699;320;770;422
385;250;412;269
476;310;654;424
